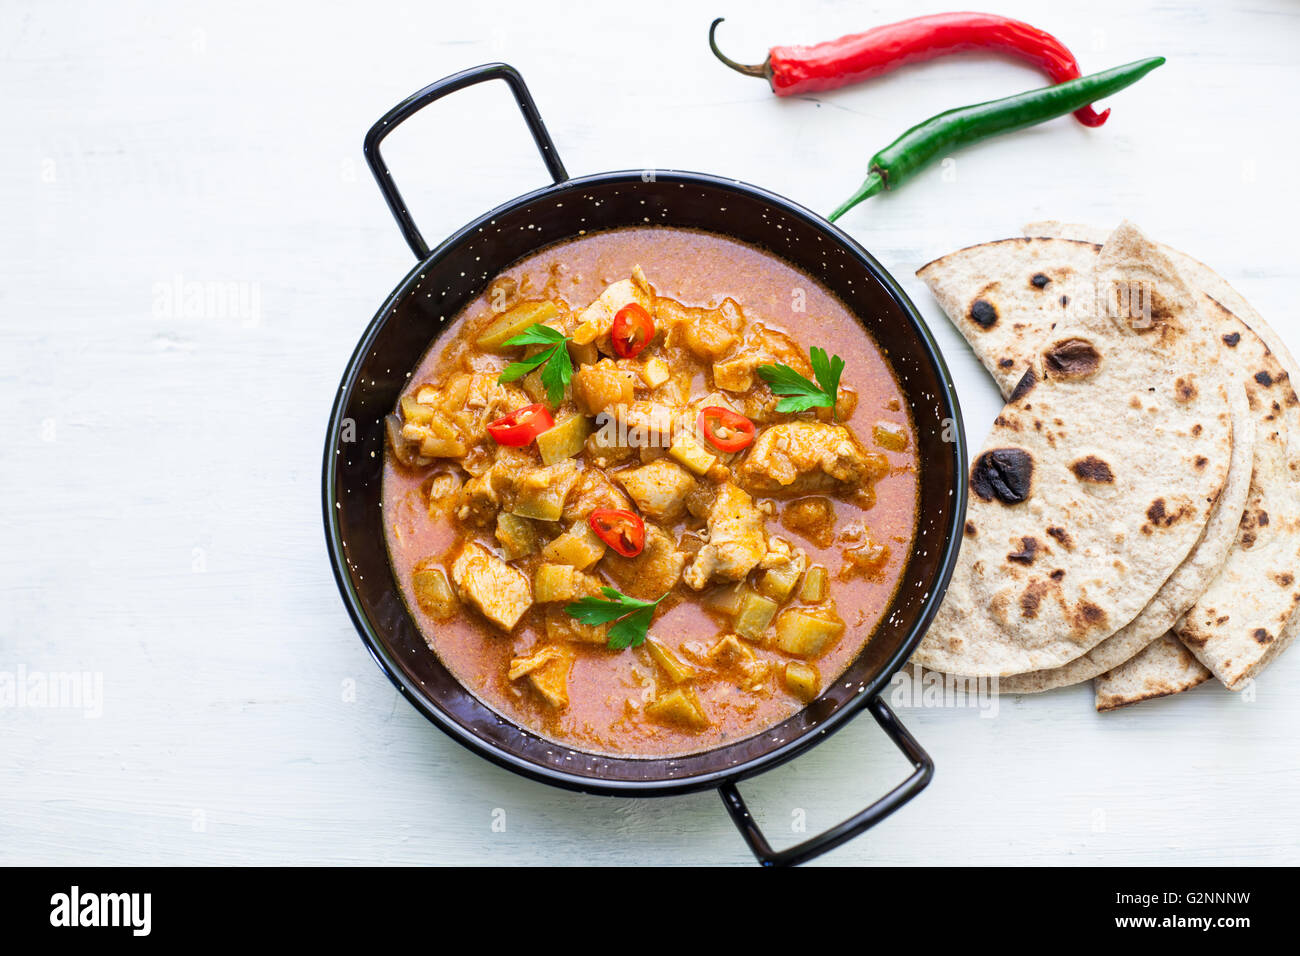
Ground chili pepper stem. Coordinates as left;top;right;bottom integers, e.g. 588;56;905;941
708;18;770;80
828;170;884;222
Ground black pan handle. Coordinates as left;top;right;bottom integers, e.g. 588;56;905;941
363;63;569;260
719;696;932;866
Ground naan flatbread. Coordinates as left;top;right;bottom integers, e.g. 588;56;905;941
1094;633;1212;711
999;379;1250;692
1023;223;1300;691
913;223;1233;676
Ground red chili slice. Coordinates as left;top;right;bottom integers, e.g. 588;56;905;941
588;508;646;557
698;406;756;452
610;303;655;359
486;403;554;447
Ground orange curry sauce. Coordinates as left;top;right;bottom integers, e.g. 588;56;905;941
382;227;918;757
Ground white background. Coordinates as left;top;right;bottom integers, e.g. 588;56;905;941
3;0;1298;866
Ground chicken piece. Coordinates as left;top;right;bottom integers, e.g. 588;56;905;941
614;459;696;523
708;634;773;692
455;461;516;527
432;372;530;447
708;633;755;667
571;269;655;352
507;645;575;708
657;297;745;361
779;495;836;548
450;541;532;631
562;467;633;523
572;359;637;417
385;414;435;469
839;535;891;580
600;523;687;599
425;472;463;519
737;423;886;497
584;423;638;468
544;605;608;645
508;646;561;681
398;415;469;459
610;401;678;451
683;483;768;590
711;324;808;396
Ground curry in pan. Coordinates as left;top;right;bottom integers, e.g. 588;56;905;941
382;227;919;757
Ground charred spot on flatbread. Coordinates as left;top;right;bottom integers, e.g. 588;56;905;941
1019;578;1050;619
1007;536;1040;565
1222;331;1241;347
1043;338;1101;381
1174;377;1198;402
1069;601;1108;637
1271;571;1293;587
1030;273;1051;289
1070;455;1115;484
1255;369;1274;387
1143;288;1183;334
971;448;1033;504
1253;628;1274;645
969;299;998;328
1240;509;1269;534
1045;526;1073;550
998;358;1015;369
1009;368;1037;402
1144;497;1194;531
964;520;977;537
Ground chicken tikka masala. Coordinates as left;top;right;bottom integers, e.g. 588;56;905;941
383;227;918;757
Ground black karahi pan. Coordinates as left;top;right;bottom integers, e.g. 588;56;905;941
322;63;967;866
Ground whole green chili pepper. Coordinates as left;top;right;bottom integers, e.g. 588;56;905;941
828;56;1165;221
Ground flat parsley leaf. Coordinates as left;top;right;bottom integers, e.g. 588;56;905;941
756;347;846;419
496;349;550;383
564;587;668;650
809;346;845;405
496;323;573;407
539;343;573;408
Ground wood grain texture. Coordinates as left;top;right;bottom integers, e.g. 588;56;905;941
1;0;1297;866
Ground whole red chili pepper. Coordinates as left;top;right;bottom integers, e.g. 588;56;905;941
709;13;1109;127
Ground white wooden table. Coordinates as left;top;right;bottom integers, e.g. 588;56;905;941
2;0;1297;866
